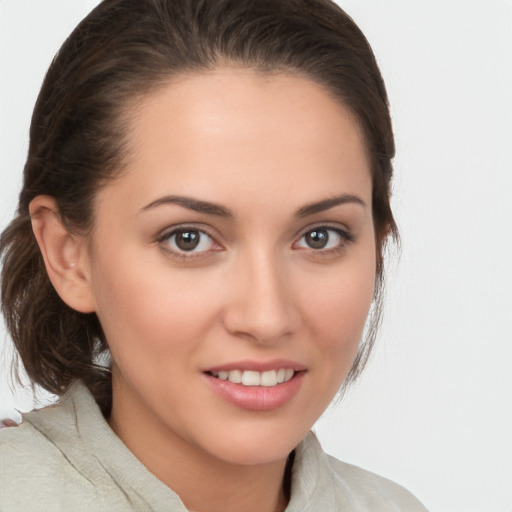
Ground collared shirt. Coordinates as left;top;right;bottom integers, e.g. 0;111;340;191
0;381;427;511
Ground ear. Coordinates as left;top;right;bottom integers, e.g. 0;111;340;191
29;195;96;313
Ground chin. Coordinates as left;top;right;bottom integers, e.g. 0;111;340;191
192;418;310;467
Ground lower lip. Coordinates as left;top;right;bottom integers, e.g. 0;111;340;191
203;372;305;411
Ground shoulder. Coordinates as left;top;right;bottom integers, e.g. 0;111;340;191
0;413;65;469
290;432;428;512
325;454;428;511
0;392;108;512
0;399;80;471
0;419;75;511
0;382;178;512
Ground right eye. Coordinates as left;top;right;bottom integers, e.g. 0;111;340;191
159;228;218;255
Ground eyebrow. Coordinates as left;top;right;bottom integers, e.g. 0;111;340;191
141;195;233;217
141;193;366;218
296;194;367;217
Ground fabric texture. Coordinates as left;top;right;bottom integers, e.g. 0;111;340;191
0;381;427;511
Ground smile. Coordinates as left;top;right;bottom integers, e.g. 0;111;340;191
208;369;295;387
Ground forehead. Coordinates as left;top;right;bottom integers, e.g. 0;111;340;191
101;68;371;214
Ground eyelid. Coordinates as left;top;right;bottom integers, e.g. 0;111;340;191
155;224;224;259
294;222;354;241
293;223;355;251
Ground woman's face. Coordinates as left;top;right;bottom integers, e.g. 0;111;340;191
83;69;376;466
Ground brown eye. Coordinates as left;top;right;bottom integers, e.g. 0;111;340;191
295;226;353;251
304;229;330;249
164;229;216;253
175;230;200;251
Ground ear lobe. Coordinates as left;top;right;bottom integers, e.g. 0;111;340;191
29;195;96;314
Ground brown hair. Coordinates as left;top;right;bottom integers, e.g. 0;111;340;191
0;0;396;416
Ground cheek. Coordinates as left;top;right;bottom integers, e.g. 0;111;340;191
291;259;376;415
313;287;372;345
90;256;222;355
302;259;376;355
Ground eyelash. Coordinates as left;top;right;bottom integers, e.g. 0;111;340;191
156;226;221;261
294;224;355;256
156;224;354;261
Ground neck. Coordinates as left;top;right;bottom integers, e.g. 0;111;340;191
108;379;291;512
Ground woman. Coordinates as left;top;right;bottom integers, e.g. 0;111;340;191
0;0;427;510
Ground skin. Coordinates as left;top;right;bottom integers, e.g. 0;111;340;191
31;69;376;512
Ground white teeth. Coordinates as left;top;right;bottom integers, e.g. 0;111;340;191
228;369;242;384
260;370;278;387
242;371;260;386
211;368;296;387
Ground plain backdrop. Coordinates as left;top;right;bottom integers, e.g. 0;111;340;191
1;1;511;511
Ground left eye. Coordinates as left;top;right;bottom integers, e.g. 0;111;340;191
163;229;216;253
295;227;347;250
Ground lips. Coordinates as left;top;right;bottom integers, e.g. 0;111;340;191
207;368;295;387
202;360;306;411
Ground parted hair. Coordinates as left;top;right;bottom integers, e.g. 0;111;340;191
0;0;396;416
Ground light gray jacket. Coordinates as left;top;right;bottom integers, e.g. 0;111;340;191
0;381;427;511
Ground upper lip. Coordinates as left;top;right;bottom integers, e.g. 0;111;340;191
203;359;307;373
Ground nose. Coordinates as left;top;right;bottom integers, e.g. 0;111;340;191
222;249;299;344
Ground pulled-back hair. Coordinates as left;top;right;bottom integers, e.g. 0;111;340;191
0;0;396;416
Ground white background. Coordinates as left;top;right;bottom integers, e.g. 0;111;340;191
1;1;511;511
